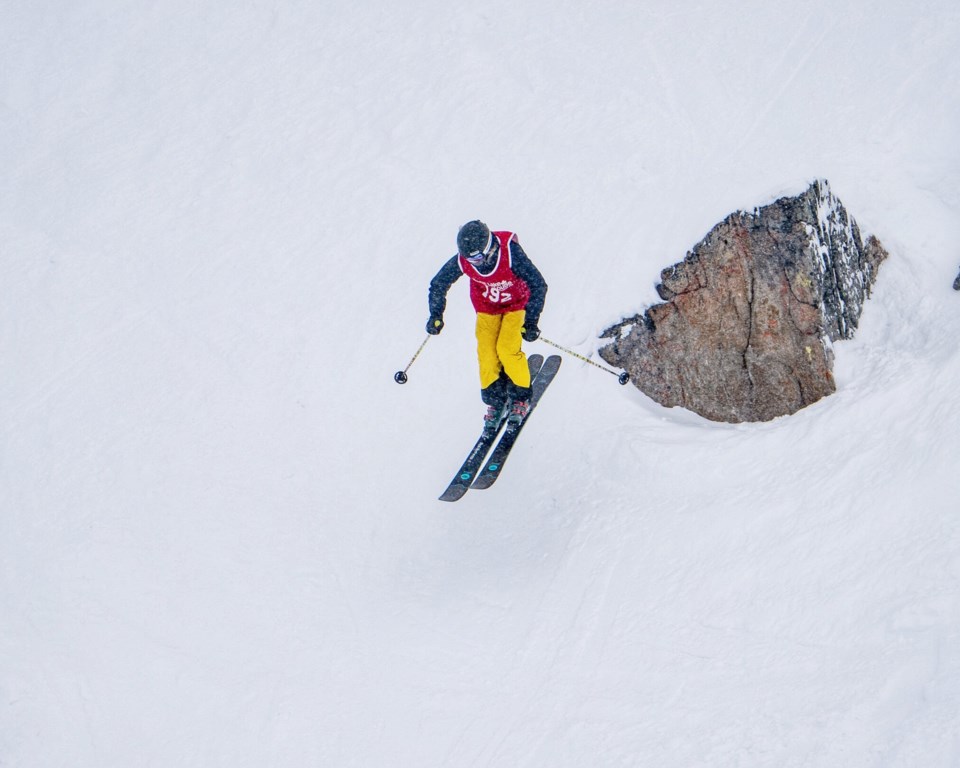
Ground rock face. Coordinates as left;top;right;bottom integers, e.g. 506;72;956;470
599;180;888;423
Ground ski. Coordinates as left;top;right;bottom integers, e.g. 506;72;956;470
438;354;544;502
472;354;561;491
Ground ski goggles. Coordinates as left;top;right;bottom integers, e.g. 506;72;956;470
463;233;497;264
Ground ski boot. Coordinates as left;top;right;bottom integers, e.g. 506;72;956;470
507;398;530;426
483;402;509;435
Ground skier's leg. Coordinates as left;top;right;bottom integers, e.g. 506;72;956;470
476;313;507;405
496;310;531;400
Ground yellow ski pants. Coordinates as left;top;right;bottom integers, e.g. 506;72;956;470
476;310;530;390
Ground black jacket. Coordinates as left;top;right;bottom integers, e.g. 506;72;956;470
428;238;547;325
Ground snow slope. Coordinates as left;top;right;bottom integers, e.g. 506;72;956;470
2;0;959;765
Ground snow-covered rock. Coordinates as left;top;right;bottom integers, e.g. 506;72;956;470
600;180;888;422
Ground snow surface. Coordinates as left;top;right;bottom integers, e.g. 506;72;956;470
2;1;959;766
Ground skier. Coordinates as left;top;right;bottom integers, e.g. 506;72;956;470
427;220;547;433
954;267;960;291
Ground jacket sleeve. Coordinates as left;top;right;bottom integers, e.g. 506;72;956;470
510;242;547;325
428;255;462;318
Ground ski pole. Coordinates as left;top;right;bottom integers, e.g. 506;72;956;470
539;336;630;385
394;334;432;384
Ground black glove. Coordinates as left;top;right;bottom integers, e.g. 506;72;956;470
426;315;444;335
522;323;540;342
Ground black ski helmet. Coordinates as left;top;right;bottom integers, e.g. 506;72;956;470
457;220;492;257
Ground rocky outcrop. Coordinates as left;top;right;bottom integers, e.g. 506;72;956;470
599;180;888;423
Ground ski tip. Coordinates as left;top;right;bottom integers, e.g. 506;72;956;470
439;486;468;502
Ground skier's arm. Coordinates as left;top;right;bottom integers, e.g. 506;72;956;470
510;242;547;325
428;255;462;322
